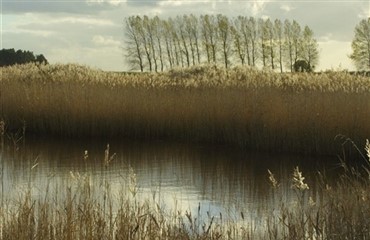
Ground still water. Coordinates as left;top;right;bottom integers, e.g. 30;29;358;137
1;138;340;222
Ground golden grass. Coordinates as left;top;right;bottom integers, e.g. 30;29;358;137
1;63;370;155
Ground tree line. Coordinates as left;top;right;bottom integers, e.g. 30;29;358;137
124;14;319;72
0;48;48;67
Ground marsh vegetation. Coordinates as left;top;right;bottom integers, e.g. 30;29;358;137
1;63;370;155
1;63;370;239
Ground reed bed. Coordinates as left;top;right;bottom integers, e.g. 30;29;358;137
1;63;370;155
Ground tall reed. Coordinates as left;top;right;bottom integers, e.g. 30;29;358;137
266;141;370;239
1;63;369;155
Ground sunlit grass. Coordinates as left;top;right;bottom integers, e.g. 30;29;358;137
1;63;370;155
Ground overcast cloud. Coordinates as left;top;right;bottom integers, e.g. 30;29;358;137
2;0;369;71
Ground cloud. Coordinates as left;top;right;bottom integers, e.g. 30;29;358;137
92;35;121;47
248;0;270;16
3;0;120;14
126;0;159;7
358;5;370;18
4;29;55;37
46;17;116;27
280;4;294;13
86;0;125;6
158;0;189;7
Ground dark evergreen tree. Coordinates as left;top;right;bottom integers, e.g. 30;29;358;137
0;48;48;66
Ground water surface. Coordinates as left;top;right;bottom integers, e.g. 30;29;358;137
1;138;340;222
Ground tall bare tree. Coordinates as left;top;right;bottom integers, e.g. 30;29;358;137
231;17;247;65
124;16;144;72
168;18;183;67
143;16;158;72
176;16;191;67
184;15;199;66
291;20;302;66
152;16;165;72
265;19;276;70
217;14;232;68
189;14;202;64
259;18;269;68
284;20;294;72
301;25;319;71
162;19;174;69
201;15;218;64
350;18;370;70
247;17;259;66
274;19;284;72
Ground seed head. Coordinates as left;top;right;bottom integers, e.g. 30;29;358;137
292;166;309;191
267;169;279;188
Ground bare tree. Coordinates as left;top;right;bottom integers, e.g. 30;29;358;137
284;19;294;72
168;18;182;67
176;16;190;67
231;17;246;65
274;19;284;72
143;16;158;72
189;14;202;64
162;19;174;69
248;17;259;67
201;15;218;64
265;18;276;70
184;15;198;65
301;25;319;71
350;18;370;70
217;14;232;68
153;16;165;72
124;16;144;72
133;16;153;71
200;15;211;63
292;20;302;65
259;18;269;68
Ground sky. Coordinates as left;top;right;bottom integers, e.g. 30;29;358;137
1;0;369;71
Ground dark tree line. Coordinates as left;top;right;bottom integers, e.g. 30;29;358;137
0;48;48;67
124;14;319;72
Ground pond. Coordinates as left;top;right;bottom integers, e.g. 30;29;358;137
1;138;340;224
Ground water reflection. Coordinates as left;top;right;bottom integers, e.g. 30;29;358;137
1;138;340;221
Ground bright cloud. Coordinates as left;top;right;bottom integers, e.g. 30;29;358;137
4;29;55;37
86;0;125;6
280;4;294;13
49;17;116;26
92;35;121;47
248;1;270;16
358;6;370;18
